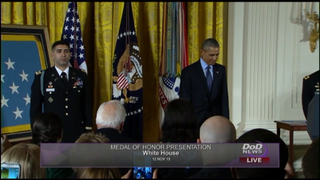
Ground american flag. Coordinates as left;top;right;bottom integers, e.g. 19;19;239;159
61;1;87;72
117;72;130;89
1;40;42;134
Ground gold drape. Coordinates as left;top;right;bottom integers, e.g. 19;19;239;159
1;2;227;143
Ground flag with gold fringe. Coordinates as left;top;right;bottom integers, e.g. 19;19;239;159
159;2;188;126
112;2;143;142
61;1;88;72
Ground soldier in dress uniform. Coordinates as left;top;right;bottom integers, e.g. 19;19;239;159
30;40;92;143
301;70;319;119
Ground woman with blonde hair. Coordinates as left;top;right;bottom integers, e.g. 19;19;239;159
71;132;122;179
1;143;45;178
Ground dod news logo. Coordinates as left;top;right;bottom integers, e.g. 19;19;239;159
239;142;270;165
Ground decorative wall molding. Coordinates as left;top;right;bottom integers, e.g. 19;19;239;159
228;2;319;145
227;2;245;134
290;3;304;109
242;2;279;123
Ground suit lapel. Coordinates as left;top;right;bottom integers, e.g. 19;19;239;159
67;68;77;91
210;64;221;99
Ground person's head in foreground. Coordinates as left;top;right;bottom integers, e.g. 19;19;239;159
32;112;63;145
232;128;289;178
161;98;198;143
73;133;121;179
198;115;236;143
1;143;45;178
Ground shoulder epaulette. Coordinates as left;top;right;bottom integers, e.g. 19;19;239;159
304;75;310;80
35;70;43;75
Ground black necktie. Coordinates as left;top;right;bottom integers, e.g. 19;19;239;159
61;72;68;88
206;66;212;91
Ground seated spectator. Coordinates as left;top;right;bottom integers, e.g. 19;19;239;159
71;133;122;179
95;100;137;142
32;112;63;145
231;128;289;179
198;116;236;143
1;143;45;178
75;168;122;179
32;112;74;178
158;98;201;178
189;115;236;178
95;100;141;176
160;98;199;143
302;137;319;178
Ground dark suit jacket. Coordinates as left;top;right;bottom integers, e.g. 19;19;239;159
179;60;229;127
96;128;137;143
30;66;92;143
302;70;319;119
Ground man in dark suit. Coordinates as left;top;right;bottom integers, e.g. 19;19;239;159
179;38;229;128
95;100;137;143
30;40;92;143
301;70;319;119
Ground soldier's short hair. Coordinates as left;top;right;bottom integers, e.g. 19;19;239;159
52;40;70;50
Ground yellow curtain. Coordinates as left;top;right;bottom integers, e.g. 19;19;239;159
1;2;227;143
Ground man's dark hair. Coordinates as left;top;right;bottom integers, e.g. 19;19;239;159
51;40;70;50
302;137;319;178
234;128;288;178
202;38;220;50
32;112;63;146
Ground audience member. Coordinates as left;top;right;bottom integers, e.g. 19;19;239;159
71;133;122;179
198;116;236;143
161;98;199;143
95;100;137;143
302;137;319;178
75;132;109;144
95;100;137;176
1;143;45;178
231;128;289;178
189;115;236;178
32;112;74;179
75;168;121;179
158;98;201;178
32;112;63;145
